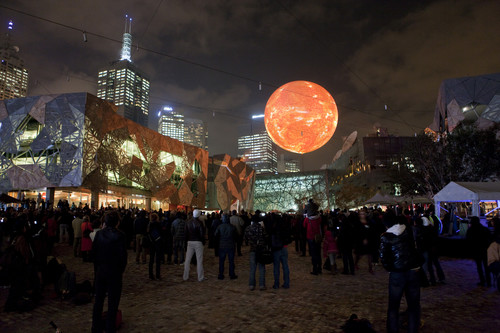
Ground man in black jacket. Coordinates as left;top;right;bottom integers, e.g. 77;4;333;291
380;215;423;333
91;210;128;333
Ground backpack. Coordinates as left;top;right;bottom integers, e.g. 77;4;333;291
56;268;76;300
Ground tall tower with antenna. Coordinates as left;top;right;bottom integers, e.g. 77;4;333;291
0;20;29;100
97;15;150;127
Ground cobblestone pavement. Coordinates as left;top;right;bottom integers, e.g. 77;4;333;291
1;242;499;333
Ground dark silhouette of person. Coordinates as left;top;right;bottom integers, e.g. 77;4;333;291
91;210;128;333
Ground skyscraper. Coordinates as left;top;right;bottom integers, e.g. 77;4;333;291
157;106;208;150
0;21;28;100
237;120;277;174
158;107;184;141
184;118;208;150
97;16;150;127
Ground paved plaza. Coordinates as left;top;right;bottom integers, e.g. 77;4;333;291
1;242;499;333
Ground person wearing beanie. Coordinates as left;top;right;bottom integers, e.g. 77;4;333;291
183;209;206;282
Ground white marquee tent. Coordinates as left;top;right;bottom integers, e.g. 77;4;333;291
434;181;500;217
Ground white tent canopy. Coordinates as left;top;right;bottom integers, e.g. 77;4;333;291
434;181;500;217
365;192;394;205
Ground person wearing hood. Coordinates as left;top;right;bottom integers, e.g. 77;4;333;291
380;215;423;333
303;200;322;275
214;213;238;280
487;217;500;291
466;216;492;287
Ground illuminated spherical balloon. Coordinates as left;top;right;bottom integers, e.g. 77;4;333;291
264;81;338;154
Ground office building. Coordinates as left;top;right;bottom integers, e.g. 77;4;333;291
157;107;208;150
237;121;277;174
184;118;208;150
97;16;150;127
0;20;28;100
158;107;184;141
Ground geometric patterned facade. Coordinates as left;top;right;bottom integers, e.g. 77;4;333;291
429;72;500;133
0;93;208;207
207;154;255;212
253;170;333;213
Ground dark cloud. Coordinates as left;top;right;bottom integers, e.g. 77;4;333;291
1;0;499;170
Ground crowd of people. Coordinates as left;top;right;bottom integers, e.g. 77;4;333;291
1;199;500;333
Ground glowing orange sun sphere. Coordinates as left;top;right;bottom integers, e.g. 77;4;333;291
264;80;338;154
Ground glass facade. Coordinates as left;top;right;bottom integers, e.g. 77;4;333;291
253;170;333;213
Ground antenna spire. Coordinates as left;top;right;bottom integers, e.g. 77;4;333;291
120;15;133;61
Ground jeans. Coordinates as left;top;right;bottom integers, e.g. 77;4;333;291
387;270;421;333
59;224;69;243
149;241;163;278
249;251;266;287
342;249;355;274
428;252;445;284
307;240;322;273
73;237;81;257
219;247;236;278
183;241;204;281
135;234;146;263
173;239;185;264
273;247;290;288
473;253;491;286
92;270;123;333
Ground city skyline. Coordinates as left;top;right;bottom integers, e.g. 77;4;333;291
1;1;499;170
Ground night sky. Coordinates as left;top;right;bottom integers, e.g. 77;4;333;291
1;0;499;170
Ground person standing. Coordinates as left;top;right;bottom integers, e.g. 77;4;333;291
214;213;238;280
171;212;186;265
230;210;245;256
487;218;500;291
466;216;492;287
183;209;206;282
244;211;268;291
148;213;163;280
380;216;423;333
91;210;127;333
303;201;322;275
133;211;149;264
270;213;291;289
81;216;93;262
72;213;83;258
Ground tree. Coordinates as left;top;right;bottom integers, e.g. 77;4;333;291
398;124;500;197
